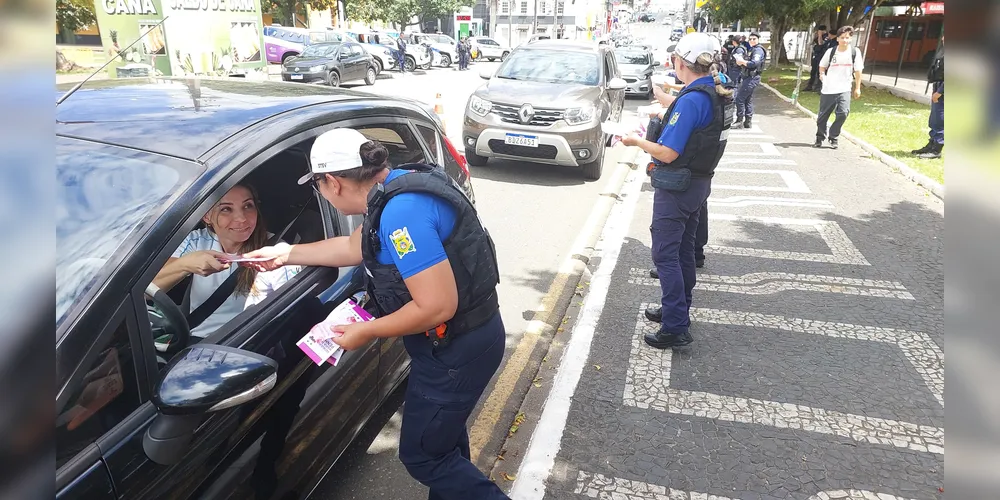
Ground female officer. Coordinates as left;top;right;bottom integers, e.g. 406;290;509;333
622;32;734;349
243;128;509;500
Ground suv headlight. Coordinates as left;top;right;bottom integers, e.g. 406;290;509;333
469;95;492;117
309;65;326;72
565;104;596;125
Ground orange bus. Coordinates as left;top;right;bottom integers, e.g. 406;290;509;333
865;14;943;66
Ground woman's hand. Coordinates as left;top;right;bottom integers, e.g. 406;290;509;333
241;242;292;272
182;250;230;276
621;134;642;147
330;322;375;351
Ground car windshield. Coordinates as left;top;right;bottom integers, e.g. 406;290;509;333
302;44;340;57
616;50;649;65
496;50;600;85
56;138;202;329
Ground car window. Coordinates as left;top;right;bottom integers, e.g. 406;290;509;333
302;44;338;57
615;50;650;65
56;138;202;329
415;124;441;163
603;53;613;81
496;50;600;85
355;124;427;166
352;45;365;57
57;315;141;469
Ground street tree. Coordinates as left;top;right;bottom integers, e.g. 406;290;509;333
57;0;96;33
350;0;474;31
261;0;338;27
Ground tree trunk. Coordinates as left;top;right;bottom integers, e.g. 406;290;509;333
772;17;788;64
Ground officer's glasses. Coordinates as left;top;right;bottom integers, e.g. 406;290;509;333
308;173;325;195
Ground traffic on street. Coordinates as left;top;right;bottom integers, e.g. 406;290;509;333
55;3;943;500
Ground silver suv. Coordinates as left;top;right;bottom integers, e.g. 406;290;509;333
461;40;627;180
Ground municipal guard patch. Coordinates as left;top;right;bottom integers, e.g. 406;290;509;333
668;112;680;126
390;227;416;259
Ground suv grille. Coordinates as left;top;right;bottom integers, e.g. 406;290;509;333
491;104;564;127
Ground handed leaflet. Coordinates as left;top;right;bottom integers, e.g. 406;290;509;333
297;298;375;366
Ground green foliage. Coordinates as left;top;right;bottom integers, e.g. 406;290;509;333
261;0;338;26
56;0;97;33
350;0;474;29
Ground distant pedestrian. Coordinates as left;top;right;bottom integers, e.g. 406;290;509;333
912;36;944;158
396;35;408;73
813;26;864;149
725;37;744;89
733;32;766;129
804;25;828;91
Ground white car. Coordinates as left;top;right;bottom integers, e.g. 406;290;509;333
411;33;459;67
470;36;511;62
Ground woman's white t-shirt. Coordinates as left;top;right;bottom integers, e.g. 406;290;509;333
819;46;864;95
171;228;302;338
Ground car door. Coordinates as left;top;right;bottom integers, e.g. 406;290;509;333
90;130;382;500
349;44;368;80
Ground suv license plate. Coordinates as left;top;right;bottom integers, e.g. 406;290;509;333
291;74;303;80
505;134;538;147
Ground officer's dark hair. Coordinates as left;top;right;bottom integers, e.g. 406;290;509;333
333;140;391;183
749;32;760;39
817;25;827;32
678;52;734;98
837;26;854;36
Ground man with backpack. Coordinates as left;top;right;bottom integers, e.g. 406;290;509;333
813;26;864;149
732;32;766;129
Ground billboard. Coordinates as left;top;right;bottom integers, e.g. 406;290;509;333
93;0;266;78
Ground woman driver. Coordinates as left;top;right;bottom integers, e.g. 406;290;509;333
243;129;509;500
153;183;300;339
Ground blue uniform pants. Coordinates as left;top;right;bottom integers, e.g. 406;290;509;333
650;179;712;334
695;200;708;262
399;312;510;500
735;75;760;120
398;54;407;72
929;89;944;145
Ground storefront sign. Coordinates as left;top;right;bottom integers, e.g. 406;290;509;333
920;2;944;14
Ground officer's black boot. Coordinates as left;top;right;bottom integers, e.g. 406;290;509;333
649;268;658;279
644;306;662;323
743;117;752;129
644;328;693;349
917;142;942;159
911;140;935;155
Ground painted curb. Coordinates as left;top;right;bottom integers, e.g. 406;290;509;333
480;146;641;481
760;82;945;200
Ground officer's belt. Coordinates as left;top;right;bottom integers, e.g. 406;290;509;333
425;288;500;347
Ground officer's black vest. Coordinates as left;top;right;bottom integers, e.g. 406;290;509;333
654;83;735;179
361;164;501;342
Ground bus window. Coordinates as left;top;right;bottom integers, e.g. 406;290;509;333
927;20;943;39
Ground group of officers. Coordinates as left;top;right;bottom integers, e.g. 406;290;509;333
232;30;744;500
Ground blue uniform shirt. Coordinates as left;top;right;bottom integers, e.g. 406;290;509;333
657;75;716;156
376;169;458;279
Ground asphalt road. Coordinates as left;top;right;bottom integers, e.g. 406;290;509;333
305;61;652;498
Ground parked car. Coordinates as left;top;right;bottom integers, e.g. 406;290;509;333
281;42;378;87
55;77;474;500
373;31;432;71
409;32;459;68
470;36;511;62
263;26;353;65
463;40;626;180
336;28;397;74
614;46;658;98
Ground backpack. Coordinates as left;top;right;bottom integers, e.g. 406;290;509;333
823;46;858;75
927;48;943;83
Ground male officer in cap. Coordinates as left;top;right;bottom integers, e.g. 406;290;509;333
623;32;735;349
732;32;766;128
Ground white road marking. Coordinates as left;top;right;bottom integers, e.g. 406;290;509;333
706;214;871;265
708;195;834;209
722;142;781;156
627;268;916;300
718;158;797;165
712;168;811;193
574;471;928;500
509;160;647;500
623;305;944;454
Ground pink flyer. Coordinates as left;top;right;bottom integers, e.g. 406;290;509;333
296;299;375;366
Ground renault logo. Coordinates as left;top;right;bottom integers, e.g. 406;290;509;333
518;104;534;124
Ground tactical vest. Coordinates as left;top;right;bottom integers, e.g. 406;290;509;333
361;163;501;347
653;83;735;179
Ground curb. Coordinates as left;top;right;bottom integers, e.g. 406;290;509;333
759;82;945;200
860;79;931;105
481;146;642;485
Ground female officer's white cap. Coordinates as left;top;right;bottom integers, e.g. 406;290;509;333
297;128;372;185
674;32;721;65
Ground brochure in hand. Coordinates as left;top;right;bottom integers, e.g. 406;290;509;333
296;298;375;366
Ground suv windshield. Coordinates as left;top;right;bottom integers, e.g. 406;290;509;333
56;138;202;329
302;44;340;57
496;50;600;85
615;50;649;65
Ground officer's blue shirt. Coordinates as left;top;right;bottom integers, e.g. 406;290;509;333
376;169;458;279
657;75;716;156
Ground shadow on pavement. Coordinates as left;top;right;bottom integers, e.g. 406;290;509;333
469;160;596;187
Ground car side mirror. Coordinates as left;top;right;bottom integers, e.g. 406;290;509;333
608;77;627;90
652;60;661;66
142;345;277;465
479;67;494;80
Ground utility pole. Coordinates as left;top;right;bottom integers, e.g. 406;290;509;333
532;0;540;34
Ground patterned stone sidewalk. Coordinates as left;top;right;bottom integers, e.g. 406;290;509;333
510;91;944;500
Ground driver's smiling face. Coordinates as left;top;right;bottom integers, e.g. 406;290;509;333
205;185;258;249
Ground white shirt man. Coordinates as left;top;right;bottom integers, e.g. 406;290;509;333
814;26;864;149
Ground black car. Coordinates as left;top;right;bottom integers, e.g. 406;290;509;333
282;41;379;87
55;77;474;500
